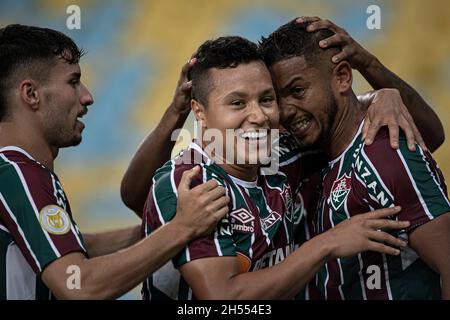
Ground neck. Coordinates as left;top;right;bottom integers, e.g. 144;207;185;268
198;141;259;181
324;93;365;160
219;163;258;182
0;121;57;170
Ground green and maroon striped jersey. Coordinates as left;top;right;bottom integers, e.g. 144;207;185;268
313;122;450;300
0;146;87;300
142;140;311;300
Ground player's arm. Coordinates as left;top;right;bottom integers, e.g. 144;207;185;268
42;167;229;299
409;213;450;299
299;17;444;152
180;207;409;299
121;59;196;215
81;225;141;258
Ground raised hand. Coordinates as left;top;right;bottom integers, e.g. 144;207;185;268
173;166;230;238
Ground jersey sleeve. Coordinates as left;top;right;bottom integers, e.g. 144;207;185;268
0;161;86;275
356;128;450;231
143;162;236;268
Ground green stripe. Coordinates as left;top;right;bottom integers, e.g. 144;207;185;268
398;141;450;217
0;161;58;270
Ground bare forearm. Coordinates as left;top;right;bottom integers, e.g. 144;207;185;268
121;106;189;215
225;234;332;299
80;221;192;299
361;57;444;151
82;225;141;258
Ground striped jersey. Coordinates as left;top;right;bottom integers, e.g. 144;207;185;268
0;146;87;300
313;122;450;300
141;138;321;300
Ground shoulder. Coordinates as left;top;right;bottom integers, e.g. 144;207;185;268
0;150;55;193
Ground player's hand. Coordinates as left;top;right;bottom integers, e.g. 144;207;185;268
326;206;410;258
173;166;230;238
169;56;197;115
363;88;427;152
296;16;375;71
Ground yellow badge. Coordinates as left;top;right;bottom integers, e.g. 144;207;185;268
39;205;71;235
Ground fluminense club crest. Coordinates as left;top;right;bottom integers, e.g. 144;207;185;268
330;173;352;211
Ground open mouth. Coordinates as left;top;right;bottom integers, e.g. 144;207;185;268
288;114;312;136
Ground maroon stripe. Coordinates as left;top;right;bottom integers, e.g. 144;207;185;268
13;159;84;256
359;252;390;299
0;198;41;273
362;135;431;225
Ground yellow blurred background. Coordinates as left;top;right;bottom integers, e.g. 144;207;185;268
1;0;449;298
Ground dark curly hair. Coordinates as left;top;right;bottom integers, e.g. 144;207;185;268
259;19;339;69
189;36;263;106
0;24;84;121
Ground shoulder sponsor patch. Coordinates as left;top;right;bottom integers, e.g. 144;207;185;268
39;205;71;235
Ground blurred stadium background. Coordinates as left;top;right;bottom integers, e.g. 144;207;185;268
1;0;449;299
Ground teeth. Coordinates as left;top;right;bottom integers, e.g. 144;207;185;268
291;118;311;131
239;130;268;140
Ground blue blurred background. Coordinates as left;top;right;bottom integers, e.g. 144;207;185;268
1;0;449;299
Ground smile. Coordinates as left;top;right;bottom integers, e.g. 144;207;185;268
238;130;268;141
289;115;312;134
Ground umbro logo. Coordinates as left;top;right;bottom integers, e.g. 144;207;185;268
230;208;255;233
230;208;255;224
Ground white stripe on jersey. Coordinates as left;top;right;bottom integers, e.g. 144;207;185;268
418;148;450;207
0;154;61;258
357;253;368;300
170;160;178;197
152;178;166;226
381;253;393;300
6;243;36;300
0;223;10;233
395;149;434;220
0;193;42;272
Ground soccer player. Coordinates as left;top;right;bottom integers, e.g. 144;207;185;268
259;19;450;299
137;36;412;300
0;24;229;300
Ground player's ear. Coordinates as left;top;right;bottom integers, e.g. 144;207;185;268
19;79;40;110
332;60;353;94
191;99;207;128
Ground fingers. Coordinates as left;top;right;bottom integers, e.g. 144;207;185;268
305;18;347;35
211;206;229;221
398;111;426;152
399;118;416;151
192;178;219;192
362;118;371;140
367;219;410;231
387;123;400;149
296;16;321;24
368;241;401;256
206;184;227;201
181;57;197;76
319;33;349;48
178;166;201;192
368;230;408;248
367;206;402;219
364;119;382;146
180;80;192;93
208;195;230;212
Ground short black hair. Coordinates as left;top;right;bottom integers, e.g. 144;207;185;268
189;36;263;106
0;24;84;121
259;19;339;69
